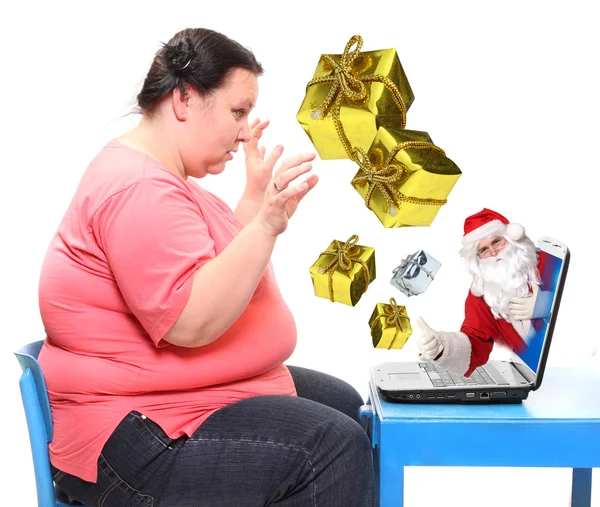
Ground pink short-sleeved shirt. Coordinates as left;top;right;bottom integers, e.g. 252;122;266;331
38;140;297;482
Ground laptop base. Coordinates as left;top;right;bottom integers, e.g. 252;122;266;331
377;386;529;404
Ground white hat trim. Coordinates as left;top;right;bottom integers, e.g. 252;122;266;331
461;219;506;246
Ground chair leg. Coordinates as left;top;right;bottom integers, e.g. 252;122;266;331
571;468;592;507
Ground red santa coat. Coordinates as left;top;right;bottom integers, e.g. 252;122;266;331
460;251;547;377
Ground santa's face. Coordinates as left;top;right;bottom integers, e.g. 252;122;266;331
477;235;507;259
476;237;538;320
479;242;520;286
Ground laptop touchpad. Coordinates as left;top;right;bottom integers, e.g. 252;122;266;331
387;363;421;381
389;363;419;373
388;372;422;381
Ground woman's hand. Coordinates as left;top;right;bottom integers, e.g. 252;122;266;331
254;152;318;237
242;119;284;202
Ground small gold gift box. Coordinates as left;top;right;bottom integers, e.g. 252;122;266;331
350;126;462;227
309;234;376;306
296;35;414;160
369;298;412;349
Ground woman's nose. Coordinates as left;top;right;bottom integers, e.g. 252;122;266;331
238;122;251;143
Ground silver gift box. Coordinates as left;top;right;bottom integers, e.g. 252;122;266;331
390;250;441;297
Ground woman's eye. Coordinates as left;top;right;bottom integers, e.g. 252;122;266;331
234;110;244;118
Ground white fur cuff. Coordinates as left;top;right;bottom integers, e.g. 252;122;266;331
433;331;472;377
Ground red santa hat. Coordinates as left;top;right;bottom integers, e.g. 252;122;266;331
462;208;525;247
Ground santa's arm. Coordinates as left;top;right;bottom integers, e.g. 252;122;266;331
418;323;494;378
431;330;493;377
418;293;495;377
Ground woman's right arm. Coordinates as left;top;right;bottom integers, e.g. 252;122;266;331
163;153;318;348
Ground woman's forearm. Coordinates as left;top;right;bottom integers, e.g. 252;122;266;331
234;191;263;226
163;219;276;347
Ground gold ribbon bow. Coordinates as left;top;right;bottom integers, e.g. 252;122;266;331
318;234;371;302
370;298;407;349
383;298;406;332
351;141;450;214
306;35;408;158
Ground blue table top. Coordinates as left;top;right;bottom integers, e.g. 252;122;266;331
372;367;600;422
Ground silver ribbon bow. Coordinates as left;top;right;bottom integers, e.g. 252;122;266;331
391;251;437;297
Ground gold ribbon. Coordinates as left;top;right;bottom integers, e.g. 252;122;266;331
370;298;407;349
318;234;371;302
306;35;408;158
351;141;450;212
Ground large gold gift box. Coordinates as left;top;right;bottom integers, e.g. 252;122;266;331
369;298;412;349
309;235;376;306
296;35;414;160
351;126;462;227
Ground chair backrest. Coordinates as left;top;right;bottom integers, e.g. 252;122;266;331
15;340;73;507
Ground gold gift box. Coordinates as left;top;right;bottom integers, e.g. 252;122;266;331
351;126;462;227
296;35;415;160
369;299;412;349
309;235;376;306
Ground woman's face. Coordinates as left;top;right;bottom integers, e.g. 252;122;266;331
180;68;258;178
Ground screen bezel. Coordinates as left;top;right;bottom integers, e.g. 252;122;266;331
509;236;570;391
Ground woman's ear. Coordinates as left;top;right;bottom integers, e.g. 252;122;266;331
172;85;190;121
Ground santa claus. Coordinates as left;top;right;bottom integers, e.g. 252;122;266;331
418;208;553;377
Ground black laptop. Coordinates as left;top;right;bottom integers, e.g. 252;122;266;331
372;236;570;404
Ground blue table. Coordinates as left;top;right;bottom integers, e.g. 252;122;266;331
360;367;600;507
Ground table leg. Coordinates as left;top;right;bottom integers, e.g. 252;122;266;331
571;468;592;507
378;450;404;507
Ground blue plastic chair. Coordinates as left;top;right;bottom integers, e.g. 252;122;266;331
15;340;81;507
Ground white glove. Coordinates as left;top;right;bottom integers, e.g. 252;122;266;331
509;284;553;321
417;317;444;361
508;295;535;321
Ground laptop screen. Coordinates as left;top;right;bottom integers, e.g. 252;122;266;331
512;249;565;374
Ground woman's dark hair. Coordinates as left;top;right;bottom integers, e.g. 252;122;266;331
136;28;263;115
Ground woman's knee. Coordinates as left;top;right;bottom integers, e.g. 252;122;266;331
308;408;373;472
287;366;367;422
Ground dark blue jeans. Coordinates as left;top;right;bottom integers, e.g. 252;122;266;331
52;366;376;506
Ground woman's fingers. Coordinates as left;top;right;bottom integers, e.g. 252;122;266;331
273;152;316;177
250;118;269;139
291;174;319;202
249;118;260;130
260;145;284;173
243;119;270;157
274;161;314;190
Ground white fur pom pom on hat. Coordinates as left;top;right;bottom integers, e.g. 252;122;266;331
462;208;525;246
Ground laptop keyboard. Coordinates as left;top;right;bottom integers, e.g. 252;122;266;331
419;362;510;387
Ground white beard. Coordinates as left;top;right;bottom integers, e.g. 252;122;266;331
478;243;536;322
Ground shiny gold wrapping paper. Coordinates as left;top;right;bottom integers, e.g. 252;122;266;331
296;36;414;160
351;126;462;227
309;235;376;306
369;300;412;349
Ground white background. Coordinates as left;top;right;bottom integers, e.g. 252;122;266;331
2;1;599;505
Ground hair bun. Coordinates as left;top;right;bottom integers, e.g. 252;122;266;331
163;38;194;73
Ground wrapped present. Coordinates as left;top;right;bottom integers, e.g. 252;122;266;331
390;250;441;297
309;234;376;306
350;126;462;227
296;35;414;160
369;298;412;349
